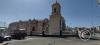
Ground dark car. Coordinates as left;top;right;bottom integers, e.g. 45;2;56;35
0;36;4;43
11;30;27;40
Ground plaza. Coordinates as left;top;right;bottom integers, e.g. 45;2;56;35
0;37;100;45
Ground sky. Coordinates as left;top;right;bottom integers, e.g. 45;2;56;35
0;0;100;27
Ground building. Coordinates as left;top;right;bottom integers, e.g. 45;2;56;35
8;1;66;35
0;27;7;36
96;26;100;32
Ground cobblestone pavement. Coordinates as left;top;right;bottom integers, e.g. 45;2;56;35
1;37;100;45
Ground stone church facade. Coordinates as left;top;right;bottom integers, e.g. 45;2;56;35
8;1;66;35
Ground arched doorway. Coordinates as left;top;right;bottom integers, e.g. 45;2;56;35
30;27;35;35
32;27;35;31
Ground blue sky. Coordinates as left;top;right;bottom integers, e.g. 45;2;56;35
0;0;100;27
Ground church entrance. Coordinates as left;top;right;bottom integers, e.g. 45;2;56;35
32;27;35;31
30;27;36;35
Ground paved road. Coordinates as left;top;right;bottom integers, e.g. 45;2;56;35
1;37;100;45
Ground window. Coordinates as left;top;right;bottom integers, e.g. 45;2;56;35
54;8;57;13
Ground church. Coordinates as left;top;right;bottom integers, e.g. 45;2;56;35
8;1;66;35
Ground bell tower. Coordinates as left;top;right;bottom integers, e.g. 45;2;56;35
48;0;66;35
52;0;61;15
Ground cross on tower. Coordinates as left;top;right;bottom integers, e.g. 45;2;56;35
52;0;61;15
52;0;60;3
55;0;59;3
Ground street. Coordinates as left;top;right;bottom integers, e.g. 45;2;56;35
0;37;100;45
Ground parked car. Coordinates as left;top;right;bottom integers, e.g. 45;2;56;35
3;35;11;41
0;36;4;43
0;33;11;41
91;33;100;40
11;30;27;40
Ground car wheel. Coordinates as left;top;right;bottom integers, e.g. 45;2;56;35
6;38;11;41
0;41;3;43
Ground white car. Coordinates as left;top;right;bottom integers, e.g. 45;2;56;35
3;35;11;41
91;33;100;40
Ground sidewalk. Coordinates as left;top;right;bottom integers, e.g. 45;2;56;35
0;42;8;45
6;37;100;45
